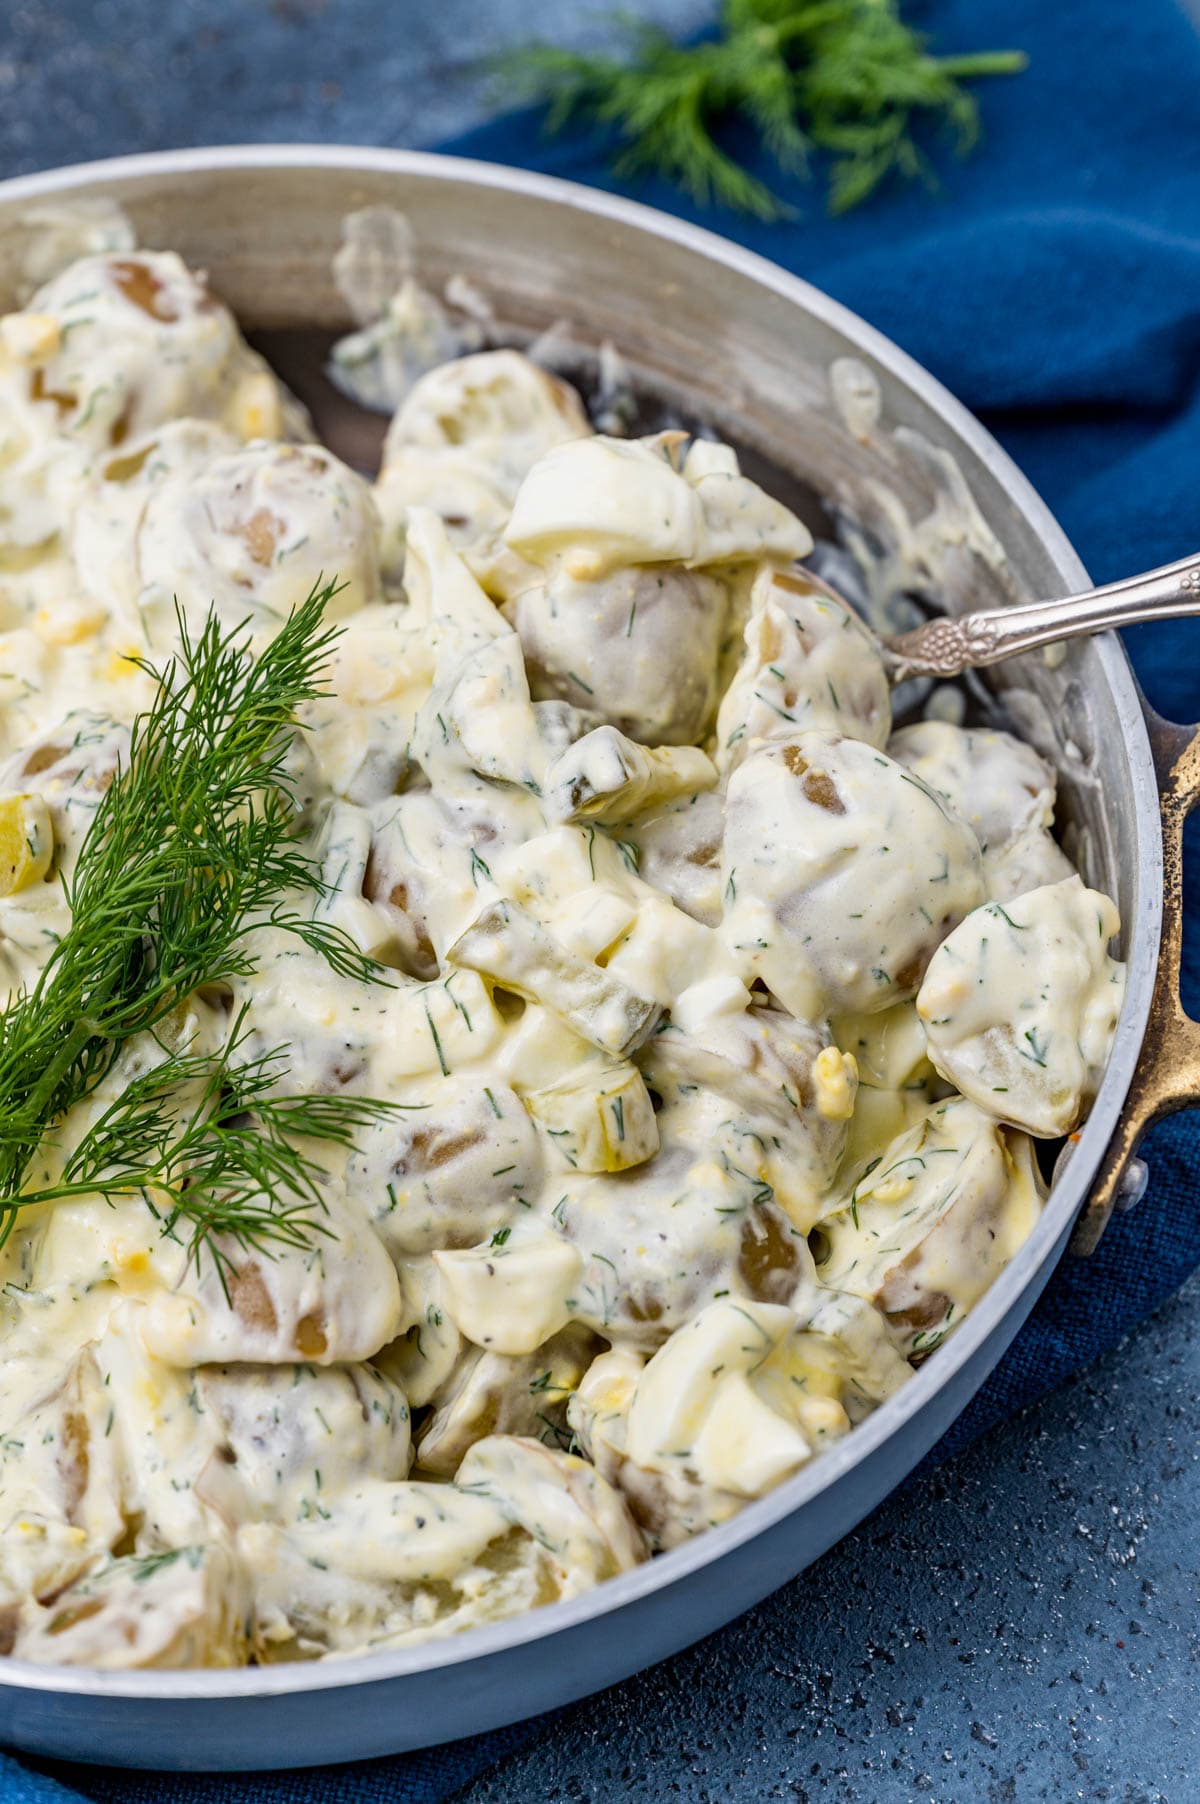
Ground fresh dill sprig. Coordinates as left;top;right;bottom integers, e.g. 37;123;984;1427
0;583;396;1264
498;1;1027;220
12;1010;403;1282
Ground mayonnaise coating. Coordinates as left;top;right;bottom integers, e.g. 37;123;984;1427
133;440;383;638
0;250;289;566
0;228;1121;1672
833;1000;946;1179
814;1097;1046;1356
888;720;1075;902
568;1291;909;1550
720;731;986;1017
501;434;811;746
506;562;732;747
630;789;725;925
717;567;892;770
916;877;1126;1135
375;349;590;585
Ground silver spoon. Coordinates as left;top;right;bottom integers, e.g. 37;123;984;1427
881;550;1200;682
798;550;1200;682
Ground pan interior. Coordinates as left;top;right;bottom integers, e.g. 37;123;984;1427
0;152;1160;1732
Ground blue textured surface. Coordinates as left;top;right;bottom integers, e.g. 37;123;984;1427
1;2;1199;1800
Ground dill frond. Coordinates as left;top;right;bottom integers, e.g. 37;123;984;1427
0;585;399;1265
498;1;1026;218
11;1010;414;1286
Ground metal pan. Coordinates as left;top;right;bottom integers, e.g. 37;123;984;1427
0;146;1194;1772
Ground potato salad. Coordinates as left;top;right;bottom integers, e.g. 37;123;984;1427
0;235;1125;1671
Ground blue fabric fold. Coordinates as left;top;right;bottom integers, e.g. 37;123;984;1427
6;0;1200;1796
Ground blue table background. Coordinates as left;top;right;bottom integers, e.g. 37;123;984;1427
2;2;1200;1800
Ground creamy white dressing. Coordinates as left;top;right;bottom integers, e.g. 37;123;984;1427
0;234;1124;1671
916;877;1125;1135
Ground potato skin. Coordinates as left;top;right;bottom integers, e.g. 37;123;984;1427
507;564;729;747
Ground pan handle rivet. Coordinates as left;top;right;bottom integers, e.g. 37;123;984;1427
1114;1158;1149;1213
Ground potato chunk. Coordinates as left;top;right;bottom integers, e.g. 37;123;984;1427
721;730;984;1017
916;876;1125;1135
456;1435;646;1583
555;1112;816;1348
140;1198;403;1368
135;440;382;640
11;249;286;454
630;789;725;926
415;1327;597;1476
641;1005;855;1231
717;567;891;770
815;1096;1045;1357
502;433;809;747
195;1363;413;1525
889;720;1074;902
506;562;731;747
15;1545;249;1670
375;349;590;579
242;1438;642;1658
0;1349;125;1607
349;1074;544;1256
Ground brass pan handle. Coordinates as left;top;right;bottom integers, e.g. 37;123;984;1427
1071;705;1200;1253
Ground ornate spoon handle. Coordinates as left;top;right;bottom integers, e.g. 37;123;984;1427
879;550;1200;681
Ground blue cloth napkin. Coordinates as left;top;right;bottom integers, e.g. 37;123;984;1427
8;0;1200;1796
